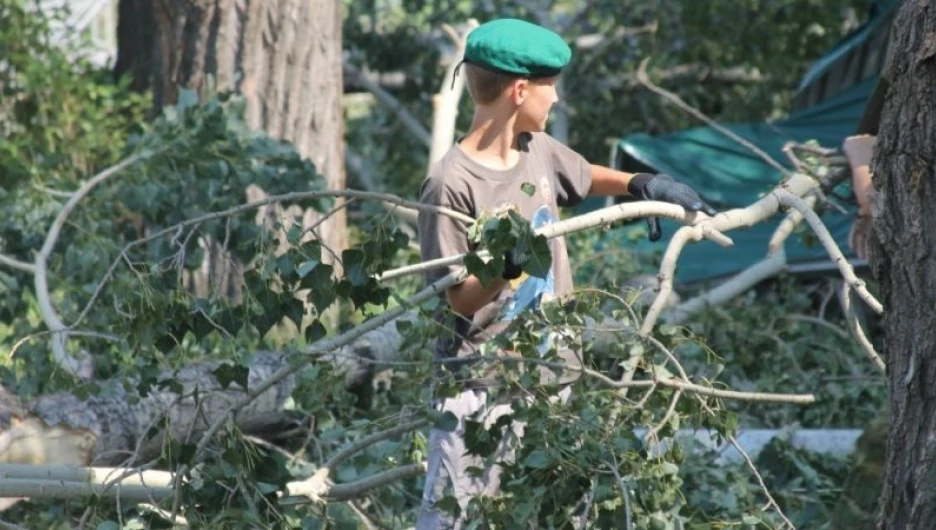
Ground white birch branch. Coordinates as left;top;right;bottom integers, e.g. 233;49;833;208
839;283;886;374
33;149;158;379
774;189;882;314
428;20;478;167
666;251;788;325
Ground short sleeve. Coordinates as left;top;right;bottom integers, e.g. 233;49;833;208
418;172;473;285
544;134;593;207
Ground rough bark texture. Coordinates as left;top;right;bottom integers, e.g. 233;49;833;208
0;352;298;467
118;0;347;298
871;1;936;527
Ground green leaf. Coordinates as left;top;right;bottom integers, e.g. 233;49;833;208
305;320;326;343
213;363;249;391
523;235;552;278
523;449;549;469
434;411;458;432
520;182;536;197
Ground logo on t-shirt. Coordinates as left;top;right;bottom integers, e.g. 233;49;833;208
502;205;556;321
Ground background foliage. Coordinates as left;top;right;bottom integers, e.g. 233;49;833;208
0;1;885;528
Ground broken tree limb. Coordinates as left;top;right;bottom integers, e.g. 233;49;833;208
8;351;299;466
774;189;882;315
33;149;160;380
839;282;886;374
667;251;788;325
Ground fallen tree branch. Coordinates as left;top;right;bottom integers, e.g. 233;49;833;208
667;252;788;325
379;200;730;282
34;149;158;379
73;188;475;331
839;283;886;374
774;189;882;314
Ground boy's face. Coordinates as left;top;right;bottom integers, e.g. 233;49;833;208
511;76;559;133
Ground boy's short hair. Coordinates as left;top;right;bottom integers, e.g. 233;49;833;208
464;63;518;104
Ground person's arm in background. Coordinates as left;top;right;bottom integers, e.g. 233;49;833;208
842;134;876;259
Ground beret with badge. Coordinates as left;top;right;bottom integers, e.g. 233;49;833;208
463;18;572;77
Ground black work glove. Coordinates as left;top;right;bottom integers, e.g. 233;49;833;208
502;250;523;280
627;173;717;241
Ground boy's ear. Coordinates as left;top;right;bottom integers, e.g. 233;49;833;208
508;78;528;105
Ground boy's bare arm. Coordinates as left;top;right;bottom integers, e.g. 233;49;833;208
446;277;508;316
588;164;633;196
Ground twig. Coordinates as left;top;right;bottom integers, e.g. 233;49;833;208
839;283;886;374
191;269;467;462
72;188;475;329
0;254;35;274
577;474;599;530
309;463;427;503
728;435;795;528
769;194;817;254
636;58;789;177
32;149;158;379
324;419;429;472
645;389;683;445
607;455;633;530
774;189;882;314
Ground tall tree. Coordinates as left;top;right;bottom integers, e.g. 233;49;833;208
116;0;346;298
871;0;936;527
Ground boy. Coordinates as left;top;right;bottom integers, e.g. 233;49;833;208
416;18;716;528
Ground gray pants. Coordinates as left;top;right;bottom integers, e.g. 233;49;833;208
416;387;571;529
415;388;521;529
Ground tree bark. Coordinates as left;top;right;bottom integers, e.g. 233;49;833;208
871;1;936;527
117;0;347;299
0;352;299;467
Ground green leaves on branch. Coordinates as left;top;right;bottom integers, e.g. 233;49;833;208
466;207;553;284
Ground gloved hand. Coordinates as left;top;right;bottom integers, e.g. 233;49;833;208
502;250;523;280
627;173;717;241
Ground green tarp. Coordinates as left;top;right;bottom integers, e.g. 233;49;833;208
577;0;904;285
589;77;876;285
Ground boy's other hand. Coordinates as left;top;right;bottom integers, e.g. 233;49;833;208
627;173;717;241
502;250;523;280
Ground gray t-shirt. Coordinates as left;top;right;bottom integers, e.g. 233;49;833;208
418;132;592;384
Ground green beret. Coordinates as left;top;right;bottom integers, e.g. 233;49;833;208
464;19;571;77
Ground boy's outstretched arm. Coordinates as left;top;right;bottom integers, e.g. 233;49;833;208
587;165;716;241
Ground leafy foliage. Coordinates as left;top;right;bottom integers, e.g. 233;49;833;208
0;2;886;529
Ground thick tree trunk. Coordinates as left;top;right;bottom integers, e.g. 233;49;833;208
871;1;936;527
0;352;298;467
117;0;347;299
